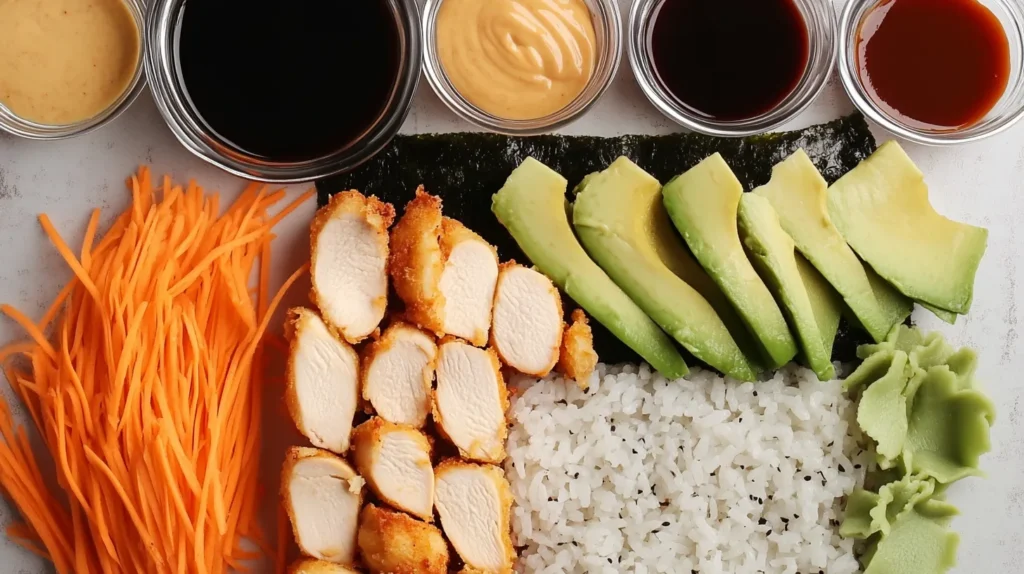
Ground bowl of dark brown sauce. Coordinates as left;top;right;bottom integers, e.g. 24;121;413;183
840;0;1024;145
628;0;837;137
146;0;420;182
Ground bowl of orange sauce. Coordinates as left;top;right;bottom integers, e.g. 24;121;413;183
839;0;1024;145
421;0;621;135
0;0;146;140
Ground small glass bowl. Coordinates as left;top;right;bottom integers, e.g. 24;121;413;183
629;0;837;137
421;0;622;135
0;0;147;140
839;0;1024;146
146;0;421;183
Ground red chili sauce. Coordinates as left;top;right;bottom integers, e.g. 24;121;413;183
857;0;1011;130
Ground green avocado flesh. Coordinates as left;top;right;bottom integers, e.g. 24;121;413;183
737;193;835;380
795;254;842;361
841;326;996;574
752;149;912;342
491;157;689;379
572;157;760;381
662;153;797;369
828;141;988;314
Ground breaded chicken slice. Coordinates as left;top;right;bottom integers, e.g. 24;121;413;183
432;340;508;463
490;263;563;376
389;189;499;346
311;191;395;344
352;417;434;521
389;188;446;333
360;321;436;428
288;558;362;573
282;447;364;565
286;308;360;453
438;218;499;346
434;460;514;574
357;504;449;574
558;309;598;389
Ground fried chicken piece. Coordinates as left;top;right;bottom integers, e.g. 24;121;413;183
490;262;563;376
433;460;514;574
438;218;499;346
357;504;449;574
389;188;446;333
352;418;434;521
432;339;508;463
388;189;499;346
281;447;364;565
311;191;395;344
288;558;362;574
286;308;360;453
558;309;598;389
360;321;436;428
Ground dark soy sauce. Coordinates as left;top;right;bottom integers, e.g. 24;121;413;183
650;0;809;121
857;0;1010;129
177;1;400;162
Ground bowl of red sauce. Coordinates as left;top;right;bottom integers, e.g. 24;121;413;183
840;0;1024;145
629;0;837;137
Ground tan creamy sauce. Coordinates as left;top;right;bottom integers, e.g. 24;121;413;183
0;0;140;126
437;0;597;120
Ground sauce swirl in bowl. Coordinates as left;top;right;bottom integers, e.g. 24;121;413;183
436;0;597;120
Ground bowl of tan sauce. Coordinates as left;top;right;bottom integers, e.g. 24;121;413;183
422;0;622;134
0;0;145;139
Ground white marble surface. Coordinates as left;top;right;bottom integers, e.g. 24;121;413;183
1;13;1023;574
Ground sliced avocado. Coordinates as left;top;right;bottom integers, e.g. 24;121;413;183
491;157;689;378
920;302;958;325
752;149;912;342
737;193;834;380
572;157;760;381
795;253;842;357
828;141;987;314
662;153;798;369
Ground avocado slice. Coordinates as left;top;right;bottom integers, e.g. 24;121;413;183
662;153;798;369
491;157;689;379
827;141;987;314
737;193;835;380
572;157;760;381
752;149;912;342
795;253;843;357
920;302;958;325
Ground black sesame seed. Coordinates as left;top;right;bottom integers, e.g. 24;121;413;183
662;521;670;527
804;475;812;481
758;518;767;525
794;514;800;519
767;529;772;536
608;558;613;564
827;441;834;447
855;464;862;469
638;490;643;495
611;425;616;432
574;472;580;479
739;417;743;423
781;517;789;523
753;391;758;397
632;449;638;454
838;464;846;472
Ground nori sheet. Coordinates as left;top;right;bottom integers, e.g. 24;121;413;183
317;113;878;368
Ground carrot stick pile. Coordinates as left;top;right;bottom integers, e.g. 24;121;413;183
0;167;314;574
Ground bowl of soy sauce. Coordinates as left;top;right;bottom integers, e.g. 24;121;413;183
146;0;421;183
628;0;837;137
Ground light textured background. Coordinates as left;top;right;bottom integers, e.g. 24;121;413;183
1;1;1022;571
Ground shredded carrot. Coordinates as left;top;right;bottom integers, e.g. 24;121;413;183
0;167;313;574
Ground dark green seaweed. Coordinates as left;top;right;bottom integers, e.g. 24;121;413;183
317;113;877;368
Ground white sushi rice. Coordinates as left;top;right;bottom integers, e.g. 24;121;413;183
505;363;873;574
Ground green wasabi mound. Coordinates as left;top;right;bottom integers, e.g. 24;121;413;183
841;325;996;574
842;476;960;574
572;157;760;381
662;153;798;369
492;157;689;379
828;141;988;315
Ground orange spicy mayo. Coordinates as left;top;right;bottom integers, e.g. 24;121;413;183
436;0;597;120
0;0;140;125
